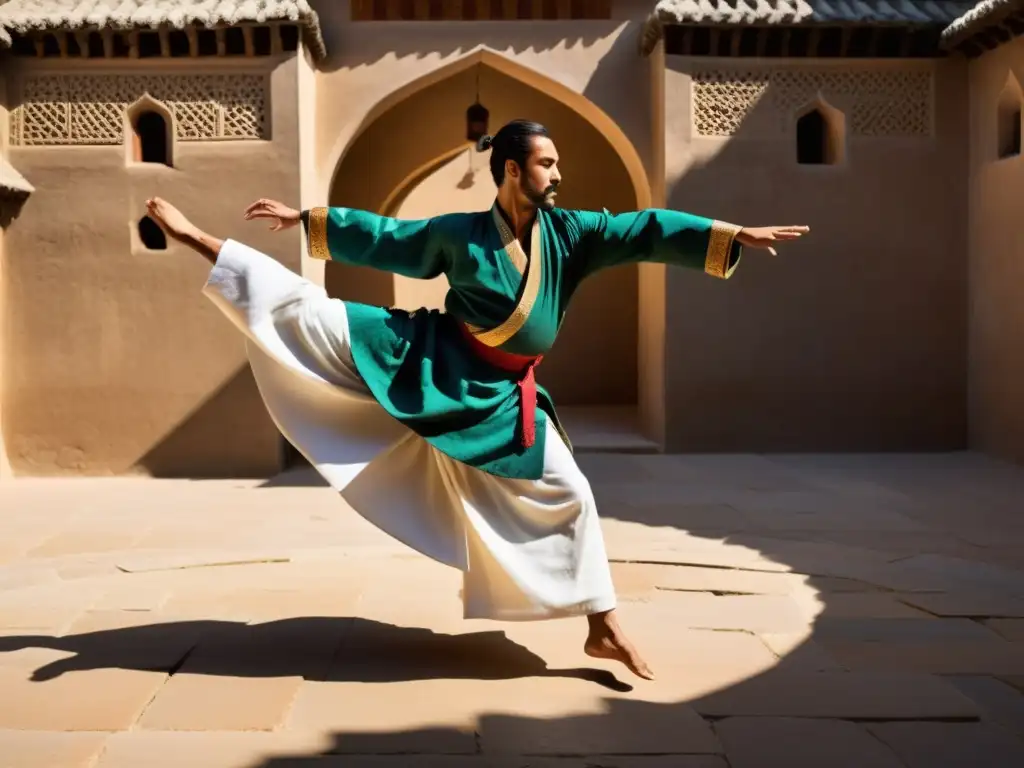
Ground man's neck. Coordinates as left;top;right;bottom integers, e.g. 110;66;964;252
495;191;536;242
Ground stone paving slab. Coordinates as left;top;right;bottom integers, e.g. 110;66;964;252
610;562;807;596
137;673;305;731
0;730;108;768
286;680;480;753
3;452;1024;763
866;721;1024;768
757;632;846;671
691;670;981;719
946;675;1024;738
987;618;1024;641
895;591;1024;618
822;639;1024;676
714;717;905;768
0;667;168;731
479;700;722;755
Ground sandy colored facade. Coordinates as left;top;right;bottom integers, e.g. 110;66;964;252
966;35;1024;466
0;0;1021;478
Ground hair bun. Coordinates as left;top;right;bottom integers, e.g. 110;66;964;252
476;135;493;152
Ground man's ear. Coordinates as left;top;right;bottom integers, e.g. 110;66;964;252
505;159;519;180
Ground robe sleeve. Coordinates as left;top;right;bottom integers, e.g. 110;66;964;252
569;208;743;280
300;207;450;280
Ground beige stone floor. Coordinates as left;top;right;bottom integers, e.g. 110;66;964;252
2;451;1024;767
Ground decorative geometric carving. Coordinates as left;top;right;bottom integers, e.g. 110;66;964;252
692;71;771;137
693;68;932;138
9;74;268;145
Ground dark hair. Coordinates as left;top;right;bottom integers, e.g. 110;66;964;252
476;119;550;187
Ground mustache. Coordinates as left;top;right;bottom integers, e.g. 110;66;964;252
544;183;559;195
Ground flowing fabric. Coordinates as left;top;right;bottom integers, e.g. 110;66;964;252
202;239;617;620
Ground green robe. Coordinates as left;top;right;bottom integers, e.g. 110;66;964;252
302;202;743;480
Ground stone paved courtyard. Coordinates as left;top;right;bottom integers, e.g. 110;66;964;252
2;451;1024;767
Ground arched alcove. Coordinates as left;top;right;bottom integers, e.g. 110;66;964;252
125;95;174;166
326;53;650;415
795;98;845;166
997;72;1023;160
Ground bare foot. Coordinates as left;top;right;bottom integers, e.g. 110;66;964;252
145;197;198;243
584;611;654;681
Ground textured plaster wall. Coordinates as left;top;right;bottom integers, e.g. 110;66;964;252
2;56;303;477
967;38;1024;465
661;56;969;452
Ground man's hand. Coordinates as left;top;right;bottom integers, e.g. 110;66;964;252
736;225;810;257
244;199;302;232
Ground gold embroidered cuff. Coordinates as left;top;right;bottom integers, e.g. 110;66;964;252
704;220;743;279
306;207;330;261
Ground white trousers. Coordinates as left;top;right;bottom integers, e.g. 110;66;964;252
202;240;617;621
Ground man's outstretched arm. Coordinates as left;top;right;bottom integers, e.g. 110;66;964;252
567;208;809;281
244;198;450;280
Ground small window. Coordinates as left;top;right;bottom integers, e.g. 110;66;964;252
999;108;1021;159
795;102;844;166
996;73;1023;161
797;109;828;165
138;216;166;250
133;110;170;165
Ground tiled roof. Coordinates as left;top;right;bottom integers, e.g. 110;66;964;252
651;0;976;26
940;0;1024;48
0;156;34;198
0;0;325;59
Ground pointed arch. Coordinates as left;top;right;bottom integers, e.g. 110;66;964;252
795;96;846;167
997;71;1022;160
124;94;174;166
322;47;652;210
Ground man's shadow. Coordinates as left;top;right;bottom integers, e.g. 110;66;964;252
0;616;631;691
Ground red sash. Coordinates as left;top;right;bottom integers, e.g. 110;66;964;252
458;322;543;449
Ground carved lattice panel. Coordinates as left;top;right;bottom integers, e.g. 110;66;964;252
9;73;268;145
692;68;933;137
692;71;771;137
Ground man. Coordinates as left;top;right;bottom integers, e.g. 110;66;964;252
145;119;808;681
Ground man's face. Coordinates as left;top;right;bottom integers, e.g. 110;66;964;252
507;135;561;211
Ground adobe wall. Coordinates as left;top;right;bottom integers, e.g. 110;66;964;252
0;70;8;478
1;54;303;476
661;56;970;452
967;37;1024;465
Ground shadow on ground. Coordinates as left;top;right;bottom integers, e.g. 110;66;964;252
0;616;629;691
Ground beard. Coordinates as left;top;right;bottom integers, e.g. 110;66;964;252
523;179;558;210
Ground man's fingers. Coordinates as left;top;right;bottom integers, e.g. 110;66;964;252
244;199;270;215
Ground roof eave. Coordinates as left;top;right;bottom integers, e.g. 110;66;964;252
0;15;328;63
939;0;1024;51
639;12;962;57
0;160;35;199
